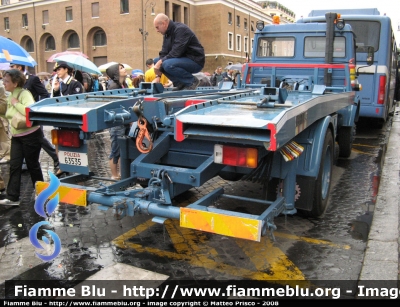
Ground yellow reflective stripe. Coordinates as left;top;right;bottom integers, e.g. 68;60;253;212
180;207;262;241
35;181;87;207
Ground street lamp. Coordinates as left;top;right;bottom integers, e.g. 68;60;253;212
139;0;156;71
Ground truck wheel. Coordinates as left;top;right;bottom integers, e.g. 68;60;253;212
310;130;334;217
338;126;355;158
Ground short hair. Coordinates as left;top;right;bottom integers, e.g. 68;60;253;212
146;58;154;66
10;63;25;71
4;69;26;88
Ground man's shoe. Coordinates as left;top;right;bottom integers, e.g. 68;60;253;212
199;78;211;87
184;77;200;90
172;83;186;91
0;157;9;164
0;199;19;206
54;161;60;175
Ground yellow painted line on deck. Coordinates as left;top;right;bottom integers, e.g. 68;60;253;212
112;218;350;281
35;182;87;206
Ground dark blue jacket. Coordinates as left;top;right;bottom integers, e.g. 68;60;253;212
24;73;50;102
159;21;205;68
52;75;84;97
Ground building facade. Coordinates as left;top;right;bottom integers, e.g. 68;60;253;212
0;0;294;74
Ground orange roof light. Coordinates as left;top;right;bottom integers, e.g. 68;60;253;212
273;15;280;24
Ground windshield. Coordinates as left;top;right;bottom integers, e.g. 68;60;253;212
304;36;346;58
256;37;295;57
346;20;380;53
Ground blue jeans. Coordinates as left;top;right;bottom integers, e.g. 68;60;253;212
154;57;203;87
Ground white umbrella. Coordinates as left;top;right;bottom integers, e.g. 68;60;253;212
98;62;133;74
225;64;243;71
54;54;102;75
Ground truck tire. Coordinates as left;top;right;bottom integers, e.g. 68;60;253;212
338;126;355;158
310;130;334;217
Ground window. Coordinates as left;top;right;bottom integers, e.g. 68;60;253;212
244;18;247;30
228;32;233;50
120;0;129;14
93;30;107;46
92;2;99;18
22;14;28;27
25;38;34;52
236;15;240;27
66;6;73;21
1;0;10;5
251;21;254;32
68;33;80;48
347;20;380;53
42;10;49;24
228;12;232;25
45;36;56;51
4;17;9;30
244;36;248;53
236;35;241;51
304;36;345;58
257;37;295;57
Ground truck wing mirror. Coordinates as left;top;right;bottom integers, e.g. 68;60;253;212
367;46;374;66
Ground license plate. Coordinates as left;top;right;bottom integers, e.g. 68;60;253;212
59;150;88;167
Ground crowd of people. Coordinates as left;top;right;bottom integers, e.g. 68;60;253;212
0;12;242;207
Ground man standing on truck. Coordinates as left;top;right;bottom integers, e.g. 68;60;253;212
153;13;205;91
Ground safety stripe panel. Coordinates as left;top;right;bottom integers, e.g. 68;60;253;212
35;181;87;207
180;208;262;241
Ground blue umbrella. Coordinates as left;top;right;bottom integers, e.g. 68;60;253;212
0;36;37;67
53;54;102;75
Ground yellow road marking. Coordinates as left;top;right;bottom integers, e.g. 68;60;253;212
352;143;380;148
274;232;351;249
351;148;376;156
112;218;349;280
236;238;306;280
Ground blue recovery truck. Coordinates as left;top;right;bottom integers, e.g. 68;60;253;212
28;13;365;241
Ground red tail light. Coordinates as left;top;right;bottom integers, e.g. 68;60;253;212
377;75;386;105
25;107;32;127
53;130;81;148
214;145;258;168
